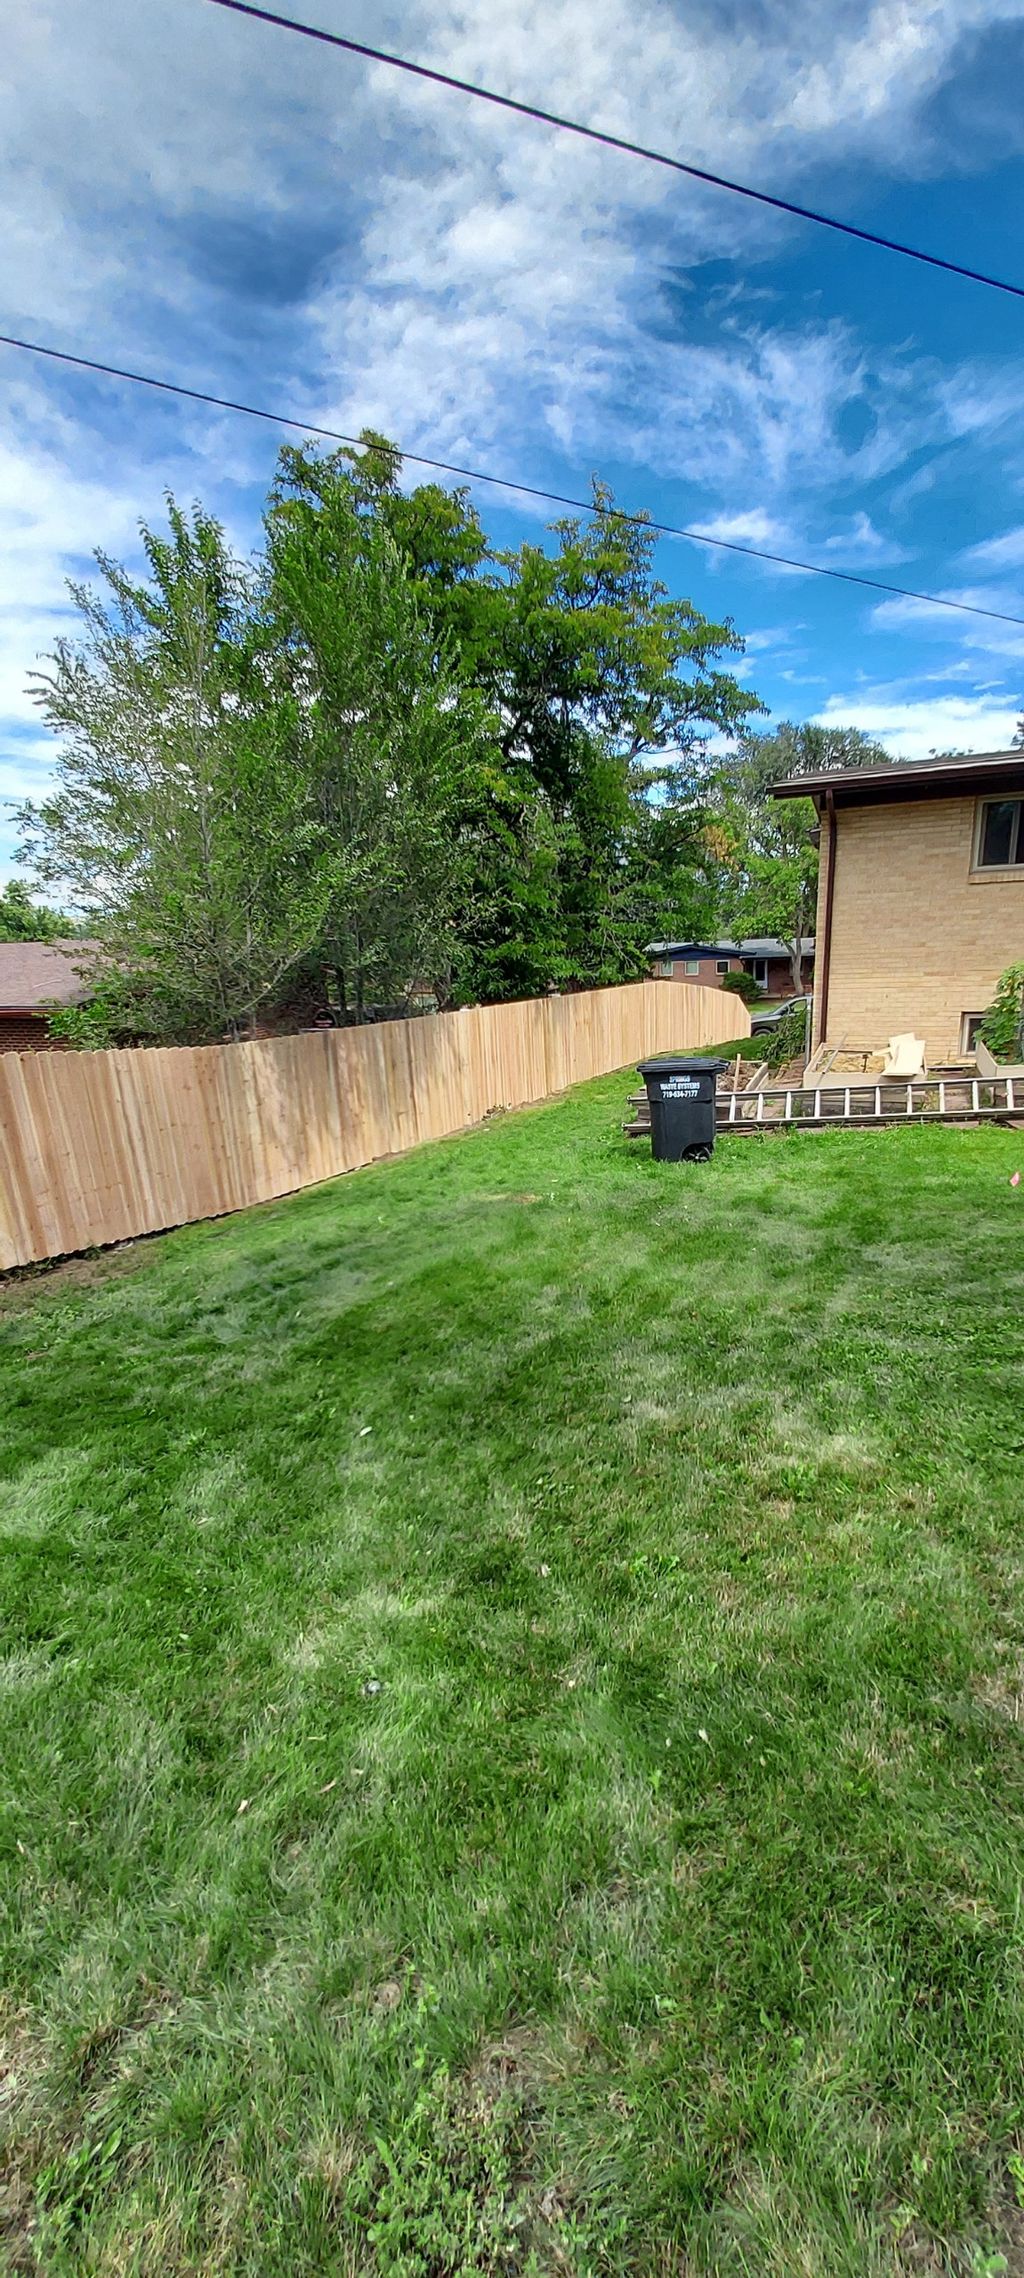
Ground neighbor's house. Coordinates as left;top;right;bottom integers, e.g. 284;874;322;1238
772;748;1024;1060
647;937;814;997
0;941;95;1051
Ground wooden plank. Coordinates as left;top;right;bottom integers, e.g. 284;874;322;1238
0;1054;58;1260
0;978;752;1270
721;1106;1014;1134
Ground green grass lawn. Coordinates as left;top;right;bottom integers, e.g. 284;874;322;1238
4;1076;1024;2278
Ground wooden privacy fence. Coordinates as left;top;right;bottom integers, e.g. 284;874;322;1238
0;981;746;1269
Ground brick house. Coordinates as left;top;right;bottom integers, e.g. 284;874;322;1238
0;941;97;1051
771;748;1024;1060
647;938;814;997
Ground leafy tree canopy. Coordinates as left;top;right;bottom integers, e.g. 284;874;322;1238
21;435;762;1040
710;721;894;990
272;441;761;998
0;879;74;941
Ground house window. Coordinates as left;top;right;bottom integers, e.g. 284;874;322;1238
658;959;673;978
685;959;700;976
976;798;1024;868
716;959;730;974
961;1012;986;1053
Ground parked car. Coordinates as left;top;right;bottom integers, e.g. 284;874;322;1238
750;993;811;1035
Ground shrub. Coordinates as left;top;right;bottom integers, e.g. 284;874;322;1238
720;970;762;1005
762;1004;808;1068
979;963;1024;1064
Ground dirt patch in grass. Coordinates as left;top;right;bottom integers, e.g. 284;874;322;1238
0;2161;36;2276
973;1668;1024;1721
0;1236;158;1315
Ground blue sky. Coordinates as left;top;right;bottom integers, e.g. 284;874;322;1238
3;0;1024;879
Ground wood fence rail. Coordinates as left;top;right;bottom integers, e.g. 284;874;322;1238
0;981;745;1270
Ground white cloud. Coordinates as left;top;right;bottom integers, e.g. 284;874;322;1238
690;509;791;550
742;623;808;654
961;524;1024;571
871;584;1024;662
785;0;1017;138
0;409;149;731
812;690;1021;758
822;511;908;563
0;0;1022;857
938;366;1024;441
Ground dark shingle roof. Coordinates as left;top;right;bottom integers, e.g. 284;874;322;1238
772;748;1024;804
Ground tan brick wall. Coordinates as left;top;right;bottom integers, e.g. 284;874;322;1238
816;794;1024;1058
811;817;833;1053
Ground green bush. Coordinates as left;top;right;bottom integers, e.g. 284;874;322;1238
762;1004;808;1068
720;969;763;1005
979;963;1024;1064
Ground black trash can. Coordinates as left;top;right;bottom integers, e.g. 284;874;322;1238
636;1056;727;1163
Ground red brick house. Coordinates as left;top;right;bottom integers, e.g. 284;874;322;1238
0;941;97;1051
647;937;814;998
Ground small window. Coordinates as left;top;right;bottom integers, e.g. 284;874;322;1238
977;798;1024;867
685;959;700;976
658;958;673;978
962;1012;985;1052
716;959;730;974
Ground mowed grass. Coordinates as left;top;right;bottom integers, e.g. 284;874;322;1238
3;1077;1024;2277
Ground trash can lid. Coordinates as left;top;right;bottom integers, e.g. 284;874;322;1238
637;1055;727;1076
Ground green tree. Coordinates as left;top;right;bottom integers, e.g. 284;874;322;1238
0;879;73;941
263;466;491;1017
273;442;760;998
22;489;492;1043
22;502;349;1042
714;722;893;991
759;722;893;777
21;444;762;1041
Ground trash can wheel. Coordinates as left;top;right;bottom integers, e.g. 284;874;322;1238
684;1142;713;1163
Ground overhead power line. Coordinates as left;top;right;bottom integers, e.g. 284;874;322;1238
2;325;1022;627
206;0;1024;303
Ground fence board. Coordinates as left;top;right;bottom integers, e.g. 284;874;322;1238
0;980;745;1268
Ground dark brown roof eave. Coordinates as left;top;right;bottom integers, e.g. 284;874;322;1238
771;748;1024;809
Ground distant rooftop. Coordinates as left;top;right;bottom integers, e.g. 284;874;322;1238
646;937;814;959
772;748;1024;805
737;936;815;958
0;940;98;1012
